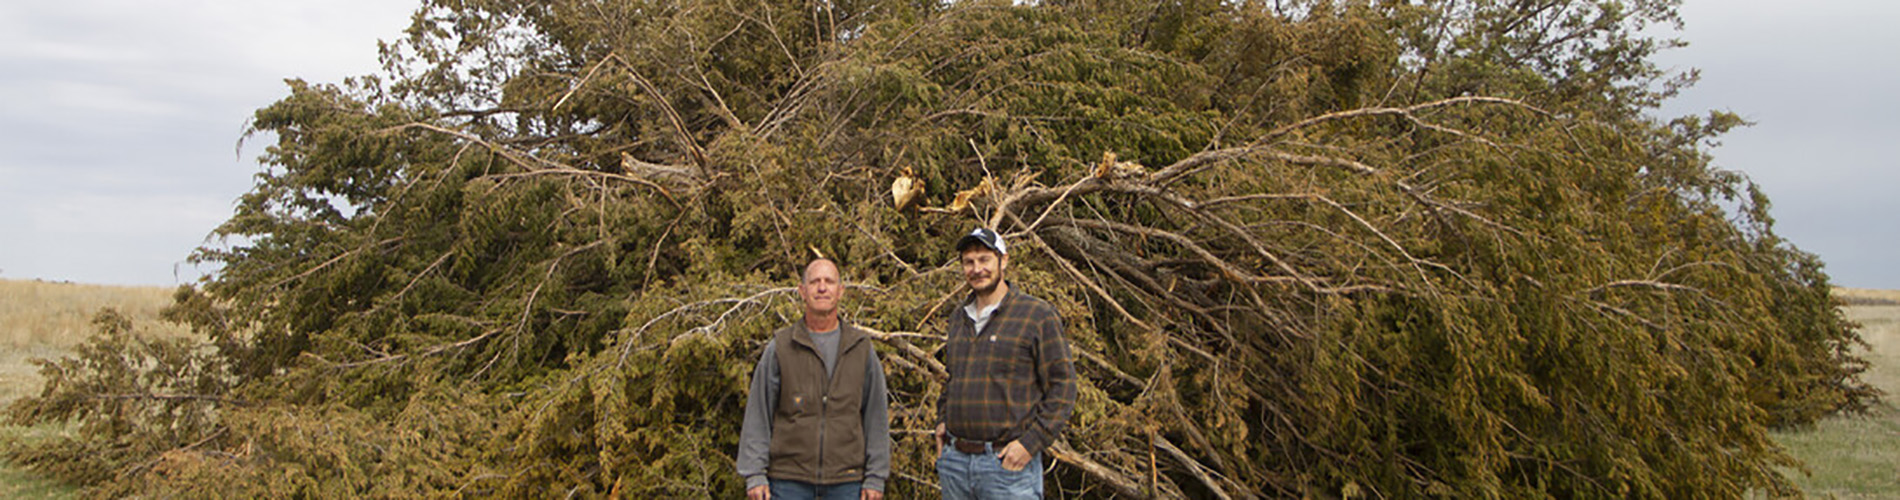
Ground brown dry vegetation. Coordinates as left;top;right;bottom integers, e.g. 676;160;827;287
1835;288;1900;307
0;279;187;404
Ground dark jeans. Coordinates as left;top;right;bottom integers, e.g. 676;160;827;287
769;478;862;500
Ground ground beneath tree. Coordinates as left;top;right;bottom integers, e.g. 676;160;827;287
0;283;1894;498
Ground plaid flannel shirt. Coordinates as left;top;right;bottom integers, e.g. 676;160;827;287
937;284;1077;457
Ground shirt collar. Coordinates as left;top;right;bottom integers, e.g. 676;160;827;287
964;300;999;323
962;282;1014;319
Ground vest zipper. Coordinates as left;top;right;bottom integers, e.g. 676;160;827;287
817;336;832;482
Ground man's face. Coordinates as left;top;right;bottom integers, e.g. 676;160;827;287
799;259;842;316
959;248;1007;295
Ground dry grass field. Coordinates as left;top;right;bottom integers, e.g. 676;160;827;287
0;279;188;404
0;279;188;499
1777;288;1900;499
0;280;1895;497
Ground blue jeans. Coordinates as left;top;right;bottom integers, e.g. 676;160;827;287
768;478;862;500
937;442;1043;499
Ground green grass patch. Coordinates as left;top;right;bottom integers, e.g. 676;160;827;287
0;423;78;500
1775;404;1900;499
1771;301;1900;499
0;461;76;500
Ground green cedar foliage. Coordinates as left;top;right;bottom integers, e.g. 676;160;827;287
5;0;1876;498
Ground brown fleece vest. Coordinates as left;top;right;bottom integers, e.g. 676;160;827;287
767;322;870;485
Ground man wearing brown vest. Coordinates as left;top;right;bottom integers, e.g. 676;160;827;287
737;258;891;500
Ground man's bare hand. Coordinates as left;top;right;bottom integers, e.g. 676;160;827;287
997;440;1031;471
935;423;947;448
747;485;770;500
861;488;884;500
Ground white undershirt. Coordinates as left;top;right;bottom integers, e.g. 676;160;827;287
964;301;1000;334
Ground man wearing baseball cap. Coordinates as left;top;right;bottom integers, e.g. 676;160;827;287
934;227;1077;499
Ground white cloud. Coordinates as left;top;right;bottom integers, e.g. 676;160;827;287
51;80;189;117
0;37;148;65
26;193;227;238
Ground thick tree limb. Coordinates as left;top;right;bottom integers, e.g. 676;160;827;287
855;324;948;379
1252;96;1550;147
90;393;248;406
1153;434;1244;500
393;122;690;204
1048;441;1185;499
604;54;711;170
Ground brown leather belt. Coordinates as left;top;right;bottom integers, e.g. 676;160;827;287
950;435;1010;454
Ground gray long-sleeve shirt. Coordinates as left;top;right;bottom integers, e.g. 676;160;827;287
736;327;892;491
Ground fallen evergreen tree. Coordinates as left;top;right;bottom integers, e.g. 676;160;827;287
6;0;1877;497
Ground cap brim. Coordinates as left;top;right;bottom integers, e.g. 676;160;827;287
956;234;999;254
955;234;985;251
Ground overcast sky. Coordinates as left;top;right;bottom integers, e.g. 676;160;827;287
0;1;416;286
3;1;1896;288
1654;0;1900;289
